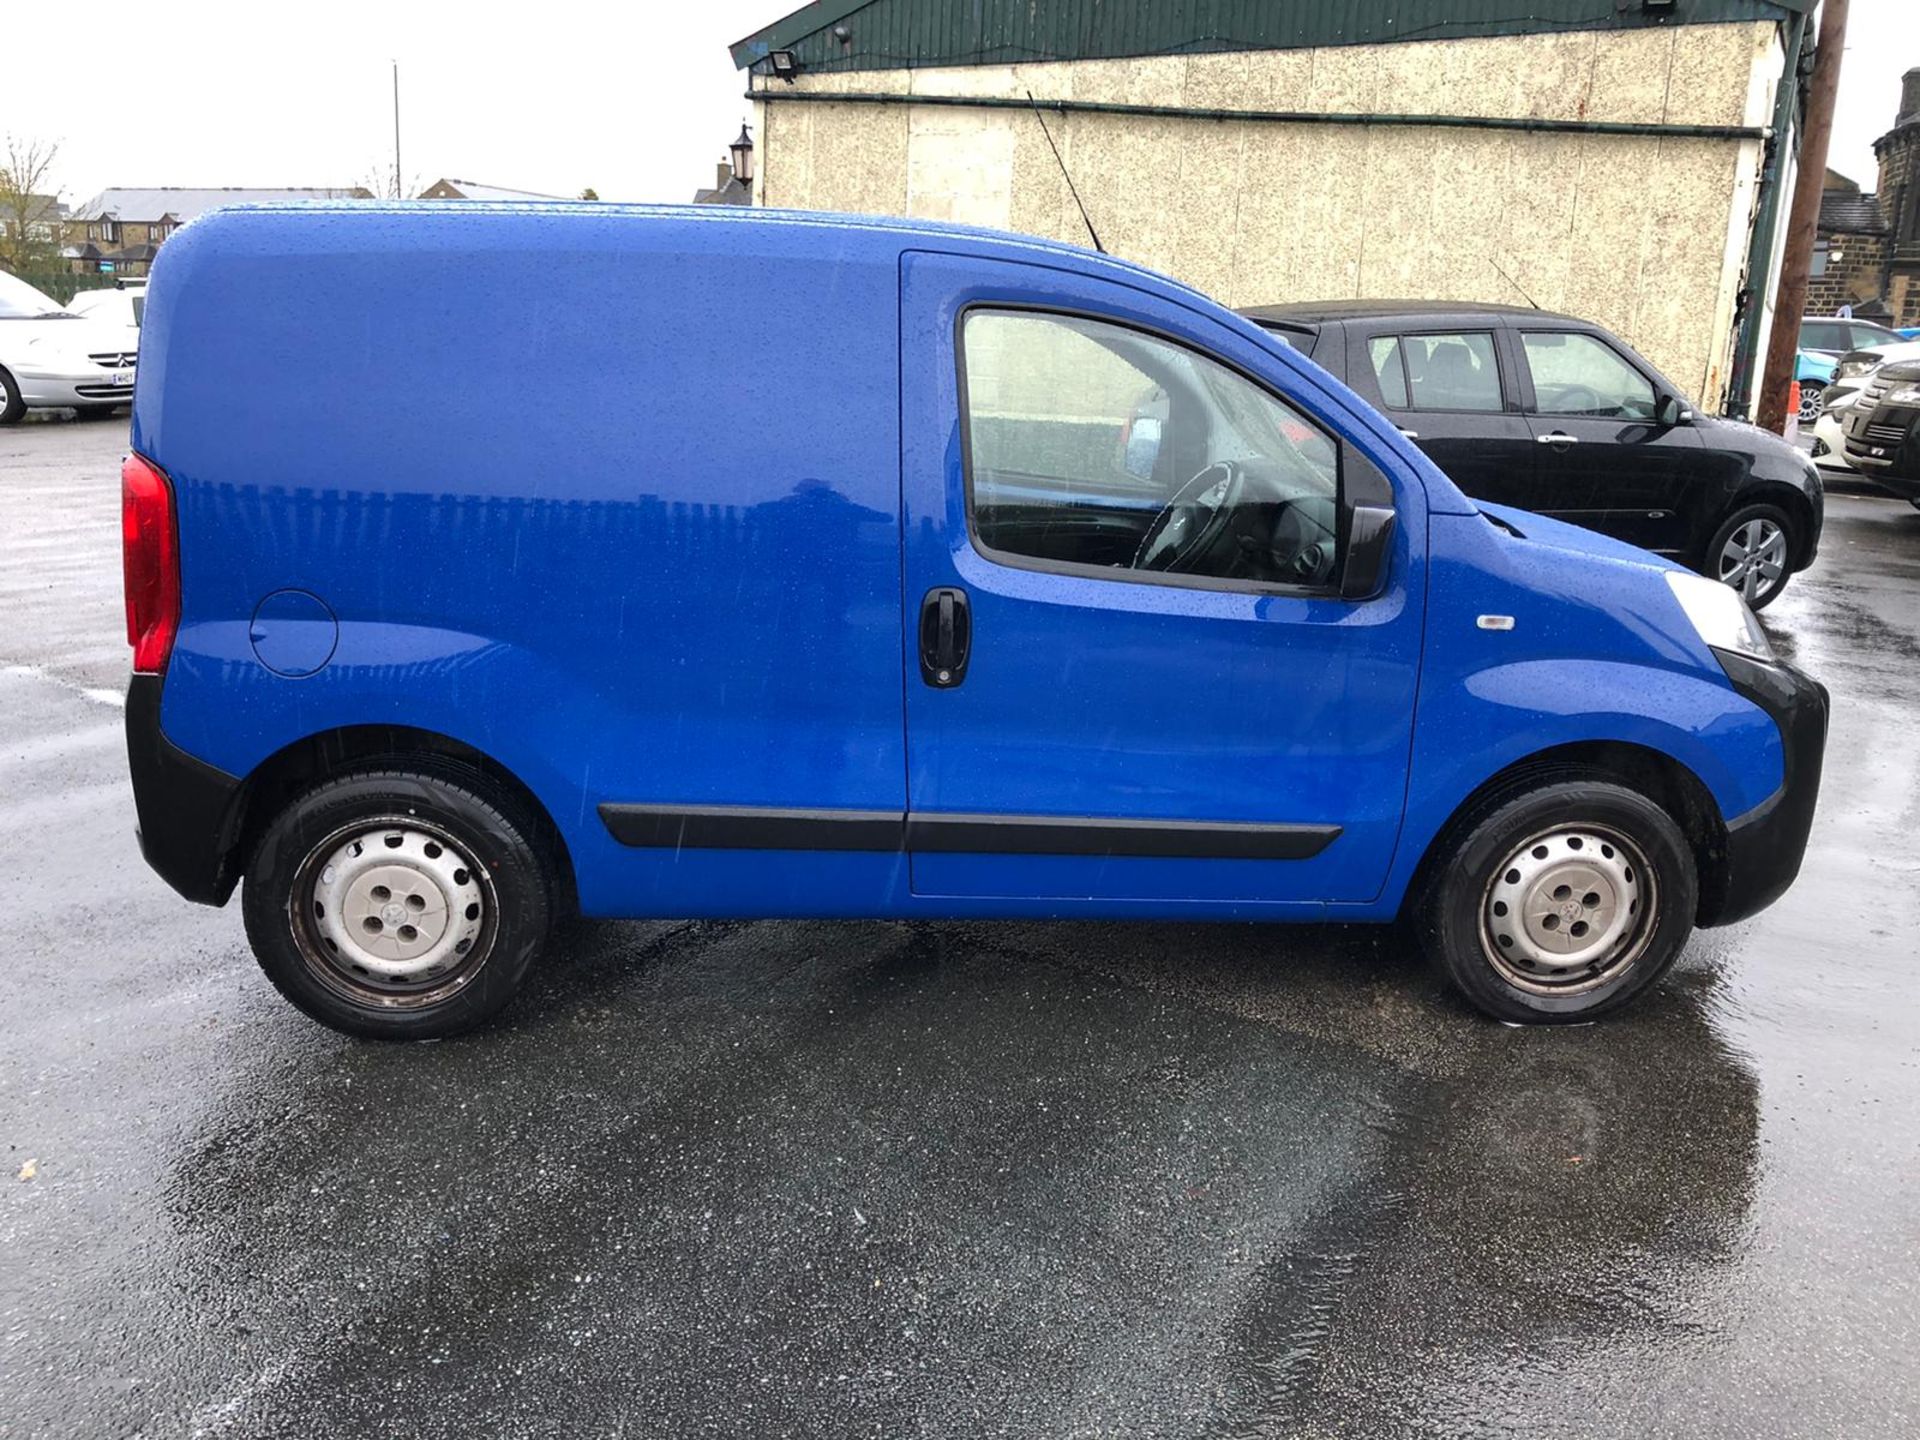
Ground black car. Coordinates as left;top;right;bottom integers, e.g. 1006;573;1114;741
1839;359;1920;506
1238;301;1824;609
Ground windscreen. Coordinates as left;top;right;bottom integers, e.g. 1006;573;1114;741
0;271;72;319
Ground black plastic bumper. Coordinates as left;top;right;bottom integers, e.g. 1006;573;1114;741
125;673;244;906
1697;650;1829;928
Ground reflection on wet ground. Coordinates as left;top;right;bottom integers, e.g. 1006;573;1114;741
2;422;1916;1437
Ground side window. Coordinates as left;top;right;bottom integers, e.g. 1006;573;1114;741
1800;320;1847;351
961;309;1343;590
1399;332;1503;412
1368;336;1411;408
1520;332;1657;419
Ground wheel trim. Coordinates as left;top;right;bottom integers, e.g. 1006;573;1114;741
1479;824;1659;997
289;816;498;1011
1717;518;1787;602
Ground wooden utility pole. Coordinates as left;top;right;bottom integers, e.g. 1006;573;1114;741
1758;0;1850;433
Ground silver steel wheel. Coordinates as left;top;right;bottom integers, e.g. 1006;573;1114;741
1798;387;1822;425
1479;825;1659;996
290;818;495;1009
1717;516;1787;603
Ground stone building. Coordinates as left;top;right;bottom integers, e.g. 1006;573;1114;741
417;179;572;202
1811;69;1920;326
732;0;1817;414
62;187;372;276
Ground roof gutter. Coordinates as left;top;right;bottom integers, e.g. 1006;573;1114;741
744;88;1771;143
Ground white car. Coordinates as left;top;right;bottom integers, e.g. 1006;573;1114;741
1810;389;1858;472
64;286;145;331
0;272;142;424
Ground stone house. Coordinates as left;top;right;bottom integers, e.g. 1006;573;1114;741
62;187;373;276
1810;69;1920;326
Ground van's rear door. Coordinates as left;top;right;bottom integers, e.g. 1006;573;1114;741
898;251;1426;907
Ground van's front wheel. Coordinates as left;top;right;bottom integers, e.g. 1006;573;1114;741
242;769;551;1039
1416;780;1697;1023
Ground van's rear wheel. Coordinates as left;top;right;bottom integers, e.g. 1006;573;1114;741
242;768;550;1039
1415;779;1697;1023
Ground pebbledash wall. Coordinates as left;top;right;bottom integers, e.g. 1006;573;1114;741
746;23;1787;412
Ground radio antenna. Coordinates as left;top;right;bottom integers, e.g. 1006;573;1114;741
1026;90;1104;255
1489;256;1541;309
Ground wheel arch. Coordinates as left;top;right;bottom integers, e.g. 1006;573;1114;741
1399;740;1730;926
228;723;579;916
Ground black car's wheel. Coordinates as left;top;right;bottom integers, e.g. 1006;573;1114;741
1414;777;1697;1023
1705;502;1795;611
242;767;552;1040
0;367;24;425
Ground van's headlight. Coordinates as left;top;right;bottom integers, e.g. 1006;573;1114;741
1666;571;1774;663
1836;358;1876;380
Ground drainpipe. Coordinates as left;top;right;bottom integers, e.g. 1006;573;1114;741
1727;10;1811;421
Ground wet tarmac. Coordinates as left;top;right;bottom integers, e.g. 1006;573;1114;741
3;416;1917;1438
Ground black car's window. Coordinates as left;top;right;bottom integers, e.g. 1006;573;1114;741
961;309;1342;590
1378;331;1503;412
1520;332;1657;420
1367;336;1411;408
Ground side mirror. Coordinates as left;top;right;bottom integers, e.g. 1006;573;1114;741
1654;393;1691;427
1341;449;1397;601
1122;415;1162;481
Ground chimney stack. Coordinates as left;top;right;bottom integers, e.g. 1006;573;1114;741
716;160;733;189
1900;67;1920;127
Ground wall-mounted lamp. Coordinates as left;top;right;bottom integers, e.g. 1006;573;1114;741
729;124;755;186
768;49;800;82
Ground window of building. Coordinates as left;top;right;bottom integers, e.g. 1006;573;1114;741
1520;332;1657;420
960;309;1342;590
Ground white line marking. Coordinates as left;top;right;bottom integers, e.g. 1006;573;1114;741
0;663;127;707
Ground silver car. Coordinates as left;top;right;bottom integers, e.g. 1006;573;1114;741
0;272;141;424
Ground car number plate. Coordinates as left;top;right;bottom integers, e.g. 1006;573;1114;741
111;370;134;387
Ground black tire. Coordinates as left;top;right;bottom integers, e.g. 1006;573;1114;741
242;767;552;1040
1703;501;1796;611
1413;777;1698;1024
0;367;24;425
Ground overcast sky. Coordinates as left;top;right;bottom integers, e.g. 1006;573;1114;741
3;1;786;206
2;1;1914;209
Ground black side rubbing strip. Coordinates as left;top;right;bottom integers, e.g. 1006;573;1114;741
598;804;905;851
905;812;1340;860
598;804;1340;860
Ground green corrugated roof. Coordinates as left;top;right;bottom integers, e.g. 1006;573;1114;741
730;0;1810;72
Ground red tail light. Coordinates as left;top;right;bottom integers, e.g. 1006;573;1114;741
122;453;180;673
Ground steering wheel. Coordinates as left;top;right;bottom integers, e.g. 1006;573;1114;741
1553;383;1605;414
1134;461;1243;573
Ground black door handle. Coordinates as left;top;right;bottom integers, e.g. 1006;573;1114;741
918;587;971;688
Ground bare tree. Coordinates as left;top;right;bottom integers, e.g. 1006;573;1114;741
353;163;419;200
579;187;600;202
0;136;63;276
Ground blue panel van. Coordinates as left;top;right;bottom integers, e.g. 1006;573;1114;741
121;204;1828;1038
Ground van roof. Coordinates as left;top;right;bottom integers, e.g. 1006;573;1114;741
185;198;1176;287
